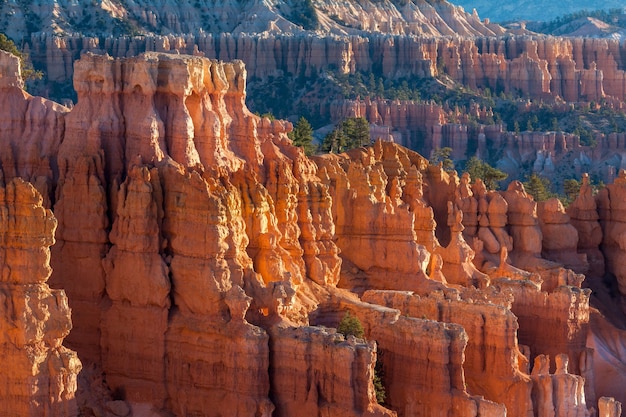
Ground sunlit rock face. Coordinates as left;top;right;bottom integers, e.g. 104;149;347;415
0;177;81;417
3;0;506;42
0;49;624;417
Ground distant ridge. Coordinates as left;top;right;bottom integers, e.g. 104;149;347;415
451;0;626;23
0;0;508;40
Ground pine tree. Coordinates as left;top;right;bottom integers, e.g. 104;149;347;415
563;178;581;203
337;312;364;339
321;117;371;153
321;129;346;153
464;156;508;190
0;33;42;84
430;147;455;172
524;174;553;201
289;116;316;155
349;117;371;148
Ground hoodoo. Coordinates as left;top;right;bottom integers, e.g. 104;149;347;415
0;46;624;416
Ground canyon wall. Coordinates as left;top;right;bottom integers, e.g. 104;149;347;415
25;33;626;104
0;174;81;416
24;32;626;185
1;49;625;416
330;96;626;186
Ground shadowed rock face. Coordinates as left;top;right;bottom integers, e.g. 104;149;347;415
26;33;626;103
0;49;624;416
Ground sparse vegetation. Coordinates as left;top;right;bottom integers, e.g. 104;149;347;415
530;8;626;34
562;178;581;204
289;116;316;155
0;33;43;87
430;147;455;172
321;117;371;153
288;0;318;30
373;351;386;404
337;312;364;339
337;313;386;405
463;157;508;190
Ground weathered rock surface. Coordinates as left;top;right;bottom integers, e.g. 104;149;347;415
598;170;626;296
314;143;432;294
310;294;506;417
587;310;626;410
567;173;605;278
362;289;531;417
538;197;587;272
1;49;625;417
20;26;626;193
268;324;393;417
1;0;504;41
24;33;626;104
0;178;81;417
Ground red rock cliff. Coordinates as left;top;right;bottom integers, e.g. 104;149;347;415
0;177;81;416
0;49;624;417
26;33;626;104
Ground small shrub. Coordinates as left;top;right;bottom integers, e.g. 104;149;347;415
337;313;386;404
373;350;386;404
0;33;42;87
337;312;364;339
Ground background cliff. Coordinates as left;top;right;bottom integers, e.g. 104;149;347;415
11;0;626;194
451;0;626;23
18;30;626;192
0;0;504;40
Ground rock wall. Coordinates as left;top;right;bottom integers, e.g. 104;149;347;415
361;289;531;417
24;33;626;104
309;295;506;417
268;324;392;417
1;49;625;417
22;31;626;187
0;177;81;417
598;170;626;296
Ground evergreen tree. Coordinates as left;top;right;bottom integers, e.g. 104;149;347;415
289;0;318;30
0;33;42;84
430;147;455;172
289;116;316;155
464;156;508;190
368;73;377;93
321;117;370;153
0;33;20;57
523;174;553;201
550;117;560;132
563;178;581;202
341;118;356;148
321;129;346;153
346;117;371;148
337;312;364;339
376;78;385;98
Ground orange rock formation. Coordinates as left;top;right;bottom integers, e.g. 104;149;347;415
0;177;81;416
26;33;626;104
0;49;624;417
